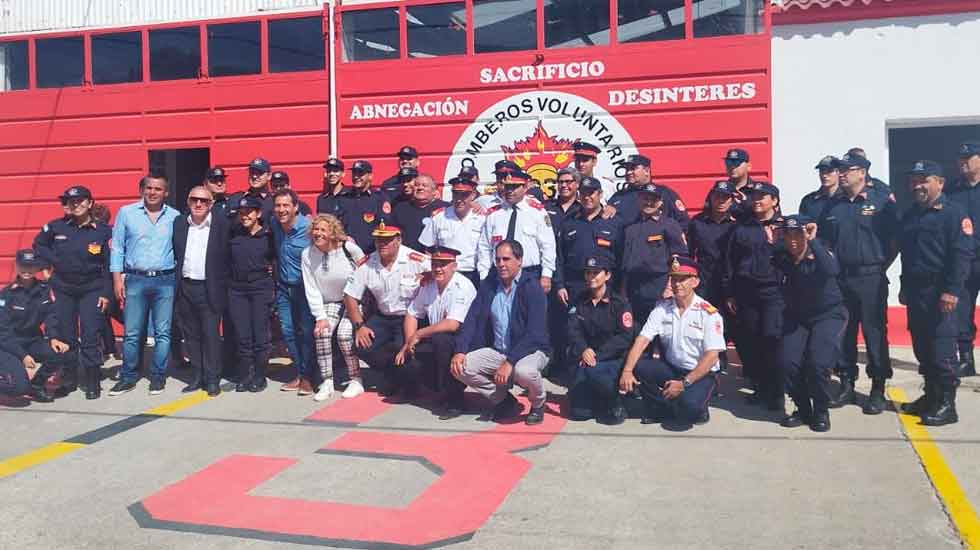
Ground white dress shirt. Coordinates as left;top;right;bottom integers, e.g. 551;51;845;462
302;241;365;321
639;294;726;371
417;207;486;273
477;196;557;278
408;271;477;324
344;245;431;316
182;213;211;280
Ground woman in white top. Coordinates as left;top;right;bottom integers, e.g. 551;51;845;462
302;214;366;401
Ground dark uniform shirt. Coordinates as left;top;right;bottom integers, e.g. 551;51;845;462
544;199;582;236
622;216;687;281
227;189;310;222
556;211;623;291
211;194;230;218
609;183;690;231
391;199;450;251
774;239;843;321
799;187;842;220
337;187;386;253
33;218;112;296
818;188;899;269
0;282;60;359
316;188;345;220
227;225;275;284
687;211;736;298
704;178;758;221
946;178;980;273
899;194;974;296
379;176;412;205
723;216;783;295
567;288;636;362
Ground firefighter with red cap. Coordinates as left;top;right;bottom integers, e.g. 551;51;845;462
419;177;486;289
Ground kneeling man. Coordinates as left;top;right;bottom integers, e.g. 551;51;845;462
619;256;724;427
451;239;551;424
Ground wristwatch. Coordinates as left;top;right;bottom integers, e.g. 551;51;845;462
353;321;364;331
682;377;692;389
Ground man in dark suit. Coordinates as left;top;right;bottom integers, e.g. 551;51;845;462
173;186;229;396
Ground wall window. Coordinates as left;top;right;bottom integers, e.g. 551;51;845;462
0;41;29;91
92;32;143;85
36;36;84;88
546;0;610;49
269;16;325;72
407;3;466;58
208;21;261;77
342;8;400;62
618;0;685;43
150;26;201;81
694;0;763;37
474;0;537;53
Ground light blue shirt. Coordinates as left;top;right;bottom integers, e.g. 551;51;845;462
490;271;521;352
272;214;311;285
109;201;179;273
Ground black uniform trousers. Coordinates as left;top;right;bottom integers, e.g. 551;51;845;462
52;283;104;379
907;281;960;389
780;308;848;413
838;270;893;380
407;331;463;402
0;339;74;396
732;281;783;399
550;278;586;377
568;359;623;418
227;278;275;384
957;270;980;351
355;314;408;388
176;279;223;384
633;358;715;423
627;273;668;326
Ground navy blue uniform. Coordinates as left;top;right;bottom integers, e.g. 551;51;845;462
775;239;847;415
899;194;973;390
798;188;841;220
722;216;784;403
946;178;980;365
567;289;635;420
211;194;231;218
818;189;899;383
336;188;386;253
687;212;736;310
543;199;581;237
703;178;757;221
608;184;690;231
621;216;687;322
316;189;345;220
227;224;276;388
391;199;449;251
0;282;74;397
34;218;112;390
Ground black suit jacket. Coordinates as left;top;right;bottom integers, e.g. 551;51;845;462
173;213;230;313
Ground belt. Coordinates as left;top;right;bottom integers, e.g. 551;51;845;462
125;268;175;277
841;264;883;277
903;272;944;285
181;277;205;284
375;312;405;320
232;271;271;283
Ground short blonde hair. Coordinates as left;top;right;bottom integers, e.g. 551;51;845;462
309;213;348;242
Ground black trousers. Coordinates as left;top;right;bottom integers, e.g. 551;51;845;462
407;331;463;401
732;281;784;398
957;271;980;350
780;308;848;413
627;273;668;326
838;272;892;380
634;358;715;423
177;279;223;384
52;283;104;378
907;282;960;389
228;279;274;383
0;338;74;396
355;314;409;387
550;279;585;376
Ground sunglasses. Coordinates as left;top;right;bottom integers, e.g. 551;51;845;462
189;197;212;204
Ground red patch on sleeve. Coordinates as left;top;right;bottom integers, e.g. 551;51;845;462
963;218;974;236
382;202;392;214
675;199;686;211
621;311;633;328
491;235;503;244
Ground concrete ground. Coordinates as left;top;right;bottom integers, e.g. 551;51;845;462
1;346;977;550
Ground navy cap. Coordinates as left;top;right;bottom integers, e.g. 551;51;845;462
207;167;226;180
751;181;780;198
838;153;871;170
458;165;480;181
323;158;344;171
814;156;841;170
351;160;373;174
427;246;461;261
238;196;264;210
573;140;601;157
907;160;944;178
636;183;661;196
723;148;750;163
709;180;736;196
494;159;521;175
780;214;814;231
60;185;92;201
249;157;271;173
579;176;602;193
624;154;651;168
584;253;615;271
398;167;418;180
397;145;418;159
958;142;980;158
270;171;289;186
15;248;48;269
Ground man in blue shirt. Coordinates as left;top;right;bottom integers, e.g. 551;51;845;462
271;188;316;395
108;174;180;396
452;239;551;425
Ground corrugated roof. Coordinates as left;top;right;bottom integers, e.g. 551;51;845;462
778;0;895;10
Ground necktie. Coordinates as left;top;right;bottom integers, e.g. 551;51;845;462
506;205;518;240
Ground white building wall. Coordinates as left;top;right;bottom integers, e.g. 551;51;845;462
0;0;325;35
772;10;980;304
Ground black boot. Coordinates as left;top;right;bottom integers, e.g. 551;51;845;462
780;395;812;427
959;345;976;377
30;380;54;403
236;360;253;392
810;410;831;432
602;396;627;426
832;375;855;408
901;378;936;416
862;378;887;415
922;387;958;426
85;368;101;400
55;366;78;398
248;362;267;392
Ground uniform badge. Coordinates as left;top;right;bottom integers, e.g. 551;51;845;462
492;235;503;244
596;238;611;248
87;243;102;255
622;311;633;328
963;218;974;236
715;320;723;335
363;212;376;223
382;202;392;214
675;199;686;211
647;234;663;243
54;234;68;240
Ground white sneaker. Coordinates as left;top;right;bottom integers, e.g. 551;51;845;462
313;382;334;401
341;379;364;399
144;336;156;348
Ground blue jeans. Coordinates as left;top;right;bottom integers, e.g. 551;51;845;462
275;281;315;378
121;273;175;382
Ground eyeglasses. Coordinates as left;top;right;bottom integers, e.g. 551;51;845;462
189;197;213;205
557;179;576;185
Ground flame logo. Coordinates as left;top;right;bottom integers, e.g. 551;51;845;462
500;122;576;199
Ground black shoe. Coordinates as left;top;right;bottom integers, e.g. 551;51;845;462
148;377;166;395
959;347;976;377
206;381;221;397
490;394;521;421
85;369;101;400
525;406;545;425
901;381;936;416
922;388;958;426
570;409;594;421
248;378;267;393
833;376;856;407
780;410;810;428
438;396;465;420
108;380;137;396
30;384;54;403
182;380;203;393
235;381;251;392
810;411;831;432
745;389;763;405
641;403;670;424
863;379;887;415
694;408;710;425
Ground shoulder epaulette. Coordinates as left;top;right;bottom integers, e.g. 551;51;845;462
486;205;501;215
526;198;544;210
432;207;445;217
700;302;718;314
356;256;369;266
409;252;426;262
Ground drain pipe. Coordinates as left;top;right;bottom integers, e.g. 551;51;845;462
327;0;338;156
